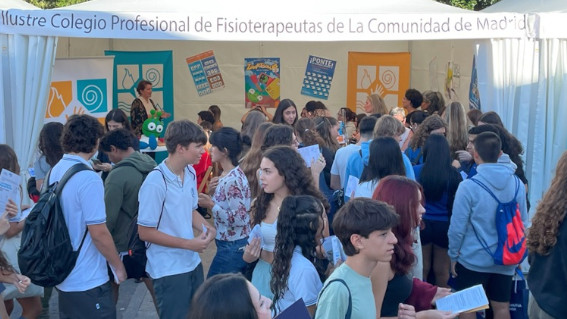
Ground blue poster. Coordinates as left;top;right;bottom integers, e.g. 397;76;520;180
301;55;336;100
104;50;174;123
105;50;173;162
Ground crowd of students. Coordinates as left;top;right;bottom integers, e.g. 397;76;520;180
1;85;566;319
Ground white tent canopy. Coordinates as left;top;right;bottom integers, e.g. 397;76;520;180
477;0;567;211
1;0;530;41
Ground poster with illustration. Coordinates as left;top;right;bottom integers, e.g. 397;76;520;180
186;50;224;96
45;57;114;125
244;58;280;108
346;52;410;114
301;55;336;100
104;50;174;125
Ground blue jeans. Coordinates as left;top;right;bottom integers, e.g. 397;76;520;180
207;237;249;278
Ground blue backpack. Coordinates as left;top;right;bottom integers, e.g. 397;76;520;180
470;177;527;266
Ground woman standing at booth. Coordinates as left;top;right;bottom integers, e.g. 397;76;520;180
130;80;170;137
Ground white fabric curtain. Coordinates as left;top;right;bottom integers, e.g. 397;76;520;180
0;34;58;177
476;38;567;212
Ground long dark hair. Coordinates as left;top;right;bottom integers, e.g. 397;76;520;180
360;137;405;183
210;127;242;166
270;195;324;314
313;117;339;153
272;99;297;125
190;273;258;319
38;122;64;167
240;122;274;198
251;146;329;225
0;145;19;274
105;109;132;131
420;134;452;201
295;118;324;147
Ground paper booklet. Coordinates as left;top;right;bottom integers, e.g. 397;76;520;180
435;284;489;314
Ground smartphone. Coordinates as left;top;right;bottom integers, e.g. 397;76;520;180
91;159;102;165
202;223;208;236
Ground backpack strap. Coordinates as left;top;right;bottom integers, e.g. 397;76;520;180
143;167;167;250
468;176;521;259
319;278;352;319
470;176;520;205
54;163;91;196
55;163;93;253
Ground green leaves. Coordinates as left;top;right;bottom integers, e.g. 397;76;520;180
435;0;501;11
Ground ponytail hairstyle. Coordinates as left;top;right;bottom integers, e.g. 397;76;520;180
270;195;325;314
295;118;324;147
313;117;339;152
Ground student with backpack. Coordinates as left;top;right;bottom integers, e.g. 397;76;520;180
99;129;157;303
448;132;528;319
315;198;399;319
40;115;127;318
137;120;216;319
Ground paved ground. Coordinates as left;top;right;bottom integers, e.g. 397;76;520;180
10;241;217;319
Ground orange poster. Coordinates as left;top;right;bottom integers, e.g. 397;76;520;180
347;52;410;114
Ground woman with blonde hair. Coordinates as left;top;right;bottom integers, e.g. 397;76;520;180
527;151;567;319
364;94;389;115
443;102;468;159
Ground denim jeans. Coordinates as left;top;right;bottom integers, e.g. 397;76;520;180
207;237;249;278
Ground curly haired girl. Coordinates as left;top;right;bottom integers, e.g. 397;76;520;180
243;146;328;300
270;195;325;316
527;151;567;319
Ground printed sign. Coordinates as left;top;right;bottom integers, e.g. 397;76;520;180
104;50;174;123
244;58;280;108
45;57;113;125
347;52;410;113
186;50;224;96
301;55;336;100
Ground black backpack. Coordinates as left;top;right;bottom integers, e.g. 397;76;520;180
18;163;90;287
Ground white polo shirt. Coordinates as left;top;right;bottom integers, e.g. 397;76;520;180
275;246;322;314
138;160;201;279
50;155;109;292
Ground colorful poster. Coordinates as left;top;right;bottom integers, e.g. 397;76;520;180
347;52;410;113
45;57;114;125
186;50;224;96
244;58;280;109
301;55;336;100
104;50;174;126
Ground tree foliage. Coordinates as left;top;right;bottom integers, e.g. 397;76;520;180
27;0;87;9
29;0;500;11
435;0;501;11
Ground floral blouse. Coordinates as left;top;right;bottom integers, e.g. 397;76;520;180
211;166;251;241
130;98;156;136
